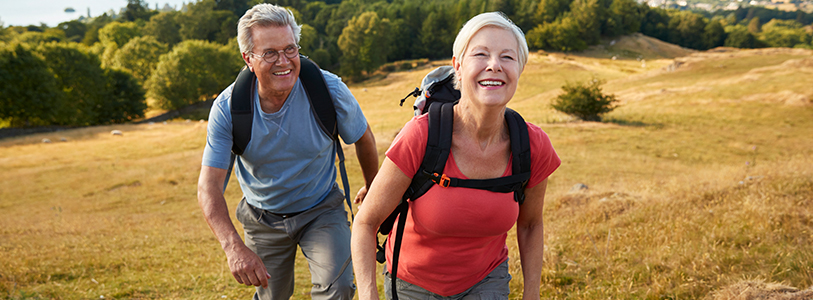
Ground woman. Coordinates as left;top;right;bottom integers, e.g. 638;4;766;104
351;12;561;300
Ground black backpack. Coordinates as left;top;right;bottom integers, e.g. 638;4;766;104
224;55;353;220
383;67;532;300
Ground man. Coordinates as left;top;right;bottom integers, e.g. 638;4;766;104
197;3;378;299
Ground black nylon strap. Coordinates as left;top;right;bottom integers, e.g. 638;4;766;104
389;196;409;300
298;55;353;220
299;55;336;138
440;173;531;192
231;66;255;155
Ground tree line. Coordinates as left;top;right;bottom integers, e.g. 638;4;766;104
1;0;812;128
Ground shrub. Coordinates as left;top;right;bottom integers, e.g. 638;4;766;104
0;43;63;126
551;78;618;121
147;40;240;110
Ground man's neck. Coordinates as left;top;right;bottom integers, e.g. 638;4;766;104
257;85;291;114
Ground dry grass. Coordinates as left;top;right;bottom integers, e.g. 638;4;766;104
709;280;813;300
2;38;812;299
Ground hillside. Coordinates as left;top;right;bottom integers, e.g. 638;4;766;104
1;40;812;299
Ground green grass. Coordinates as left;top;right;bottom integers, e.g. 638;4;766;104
2;47;812;299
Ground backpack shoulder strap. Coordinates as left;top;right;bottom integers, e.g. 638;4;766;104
298;55;336;138
376;101;454;237
224;66;255;192
385;101;454;300
230;66;255;155
505;108;531;204
298;55;354;220
410;101;455;197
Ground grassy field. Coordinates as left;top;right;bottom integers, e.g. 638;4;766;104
1;38;812;299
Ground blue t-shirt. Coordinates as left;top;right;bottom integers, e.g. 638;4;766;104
202;69;368;214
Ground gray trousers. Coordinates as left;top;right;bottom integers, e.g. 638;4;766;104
384;259;511;300
235;185;355;300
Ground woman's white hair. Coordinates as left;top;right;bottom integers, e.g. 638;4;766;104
451;12;529;88
237;3;301;54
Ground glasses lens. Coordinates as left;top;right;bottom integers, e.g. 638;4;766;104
285;46;299;59
263;51;279;63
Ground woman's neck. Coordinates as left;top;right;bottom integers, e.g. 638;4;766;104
454;100;507;151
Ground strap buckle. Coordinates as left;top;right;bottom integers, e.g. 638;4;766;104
432;173;451;187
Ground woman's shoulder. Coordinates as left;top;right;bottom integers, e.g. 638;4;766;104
524;121;552;145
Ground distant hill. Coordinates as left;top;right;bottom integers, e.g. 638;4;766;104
581;33;696;60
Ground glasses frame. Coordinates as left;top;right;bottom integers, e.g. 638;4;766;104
249;45;301;64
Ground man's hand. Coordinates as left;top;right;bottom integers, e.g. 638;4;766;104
226;243;271;288
354;185;369;204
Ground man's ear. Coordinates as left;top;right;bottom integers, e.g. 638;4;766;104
241;52;254;72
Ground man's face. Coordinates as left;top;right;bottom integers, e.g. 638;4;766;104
242;25;300;97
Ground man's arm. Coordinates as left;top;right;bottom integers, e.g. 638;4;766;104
352;123;379;203
197;165;270;288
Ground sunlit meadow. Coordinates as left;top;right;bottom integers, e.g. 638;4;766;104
2;36;812;299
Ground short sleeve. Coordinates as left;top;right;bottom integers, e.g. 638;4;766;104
385;115;429;179
201;84;236;170
322;70;368;144
526;123;561;188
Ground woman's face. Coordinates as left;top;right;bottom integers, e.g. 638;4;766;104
454;26;521;109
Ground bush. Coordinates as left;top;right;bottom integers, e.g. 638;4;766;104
147;40;241;110
551;78;618;121
0;43;63;126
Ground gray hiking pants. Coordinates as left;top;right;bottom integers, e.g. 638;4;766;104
235;185;355;300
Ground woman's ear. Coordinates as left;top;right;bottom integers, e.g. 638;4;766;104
452;56;461;81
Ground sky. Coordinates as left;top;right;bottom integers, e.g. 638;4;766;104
0;0;190;27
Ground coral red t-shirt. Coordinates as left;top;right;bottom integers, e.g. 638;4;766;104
384;113;561;296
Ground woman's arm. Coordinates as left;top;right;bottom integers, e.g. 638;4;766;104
517;179;548;300
351;158;412;300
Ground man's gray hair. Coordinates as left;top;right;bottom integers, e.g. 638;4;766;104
237;3;301;54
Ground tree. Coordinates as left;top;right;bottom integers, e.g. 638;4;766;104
551;78;618;122
641;7;670;42
36;42;109;125
143;11;181;47
99;68;147;124
214;0;252;17
760;19;811;48
14;30;65;45
81;13;114;45
123;0;156;22
418;9;455;59
147;40;241;110
748;16;761;33
724;24;760;48
527;15;587;52
299;24;319;56
667;11;708;50
337;11;392;80
570;0;603;45
110;36;169;82
0;43;64;126
58;20;87;43
703;19;726;49
537;0;572;24
98;22;141;48
607;0;644;36
177;0;236;44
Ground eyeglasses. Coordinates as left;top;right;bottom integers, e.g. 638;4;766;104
249;45;300;64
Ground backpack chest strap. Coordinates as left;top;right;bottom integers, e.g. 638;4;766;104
419;170;530;202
